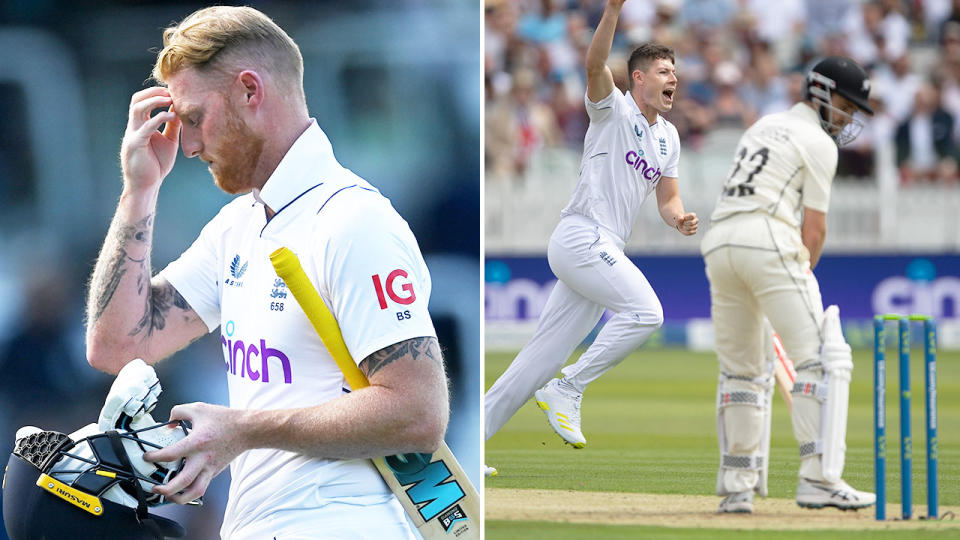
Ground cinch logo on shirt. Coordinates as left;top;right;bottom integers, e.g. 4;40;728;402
226;255;248;288
625;151;662;182
372;269;416;309
220;320;292;384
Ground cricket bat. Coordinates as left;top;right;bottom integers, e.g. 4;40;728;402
771;331;796;411
270;247;481;539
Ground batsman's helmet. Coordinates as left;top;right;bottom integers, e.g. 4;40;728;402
803;56;873;145
3;425;188;540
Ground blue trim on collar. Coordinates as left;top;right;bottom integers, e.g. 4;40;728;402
259;182;324;237
317;184;359;215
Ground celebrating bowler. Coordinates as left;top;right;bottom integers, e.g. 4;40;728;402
484;0;698;461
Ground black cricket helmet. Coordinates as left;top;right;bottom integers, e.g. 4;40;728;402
3;425;189;540
804;56;874;145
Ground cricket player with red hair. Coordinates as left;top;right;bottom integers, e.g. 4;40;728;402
85;6;447;538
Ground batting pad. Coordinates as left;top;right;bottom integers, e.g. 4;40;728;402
715;368;773;497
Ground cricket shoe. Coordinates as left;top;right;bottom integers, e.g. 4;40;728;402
485;465;498;477
796;478;876;510
718;491;754;514
534;378;586;448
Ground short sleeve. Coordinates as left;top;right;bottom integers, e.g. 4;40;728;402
158;215;223;333
584;88;625;124
318;195;436;365
799;137;838;213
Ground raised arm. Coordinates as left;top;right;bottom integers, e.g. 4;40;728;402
86;88;208;374
655;176;698;235
586;0;626;103
145;336;449;504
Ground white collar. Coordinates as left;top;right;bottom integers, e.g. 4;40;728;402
792;102;821;126
257;119;339;212
626;90;660;127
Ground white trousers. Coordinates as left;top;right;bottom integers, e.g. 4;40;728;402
485;216;664;440
702;214;829;490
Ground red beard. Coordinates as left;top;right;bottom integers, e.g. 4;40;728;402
209;106;265;195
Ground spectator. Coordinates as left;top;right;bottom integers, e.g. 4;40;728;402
683;36;726;107
936;22;960;139
839;90;896;179
924;0;953;42
805;0;855;45
679;0;736;33
549;78;588;148
875;54;923;124
618;0;657;41
939;0;960;41
844;1;885;66
741;50;791;117
846;0;909;65
649;1;683;48
486;69;561;180
486;0;519;77
879;0;911;61
712;61;753;129
518;0;567;44
518;0;579;79
739;0;807;66
895;83;959;183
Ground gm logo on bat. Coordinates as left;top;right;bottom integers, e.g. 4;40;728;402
385;454;468;532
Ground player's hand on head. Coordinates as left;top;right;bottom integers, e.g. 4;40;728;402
120;87;181;193
142;402;245;505
677;212;698;236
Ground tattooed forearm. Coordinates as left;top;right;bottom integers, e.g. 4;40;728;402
88;214;154;324
128;281;192;337
91;251;128;322
360;336;442;378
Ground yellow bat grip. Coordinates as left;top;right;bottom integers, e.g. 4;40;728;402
269;247;370;391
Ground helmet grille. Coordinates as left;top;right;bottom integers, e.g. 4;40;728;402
13;431;73;472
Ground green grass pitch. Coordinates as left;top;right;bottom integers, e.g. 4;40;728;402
485;346;960;538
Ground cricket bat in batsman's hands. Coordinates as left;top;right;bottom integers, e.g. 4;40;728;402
270;247;481;539
771;331;796;411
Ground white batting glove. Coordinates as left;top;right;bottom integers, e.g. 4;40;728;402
98;358;163;431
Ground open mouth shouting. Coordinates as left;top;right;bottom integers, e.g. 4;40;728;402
662;87;676;105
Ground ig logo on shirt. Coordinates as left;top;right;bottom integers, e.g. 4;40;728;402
372;269;416;321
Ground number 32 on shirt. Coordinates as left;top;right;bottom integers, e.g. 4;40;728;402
723;145;770;197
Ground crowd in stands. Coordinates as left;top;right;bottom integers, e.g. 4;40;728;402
485;0;960;185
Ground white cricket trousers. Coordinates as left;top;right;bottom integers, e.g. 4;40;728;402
701;214;829;490
485;215;664;440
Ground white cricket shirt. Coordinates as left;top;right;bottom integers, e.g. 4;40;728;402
160;120;435;537
561;88;681;243
708;102;837;230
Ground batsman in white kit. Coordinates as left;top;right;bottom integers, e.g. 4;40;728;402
701;56;877;513
84;7;450;538
485;0;698;462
